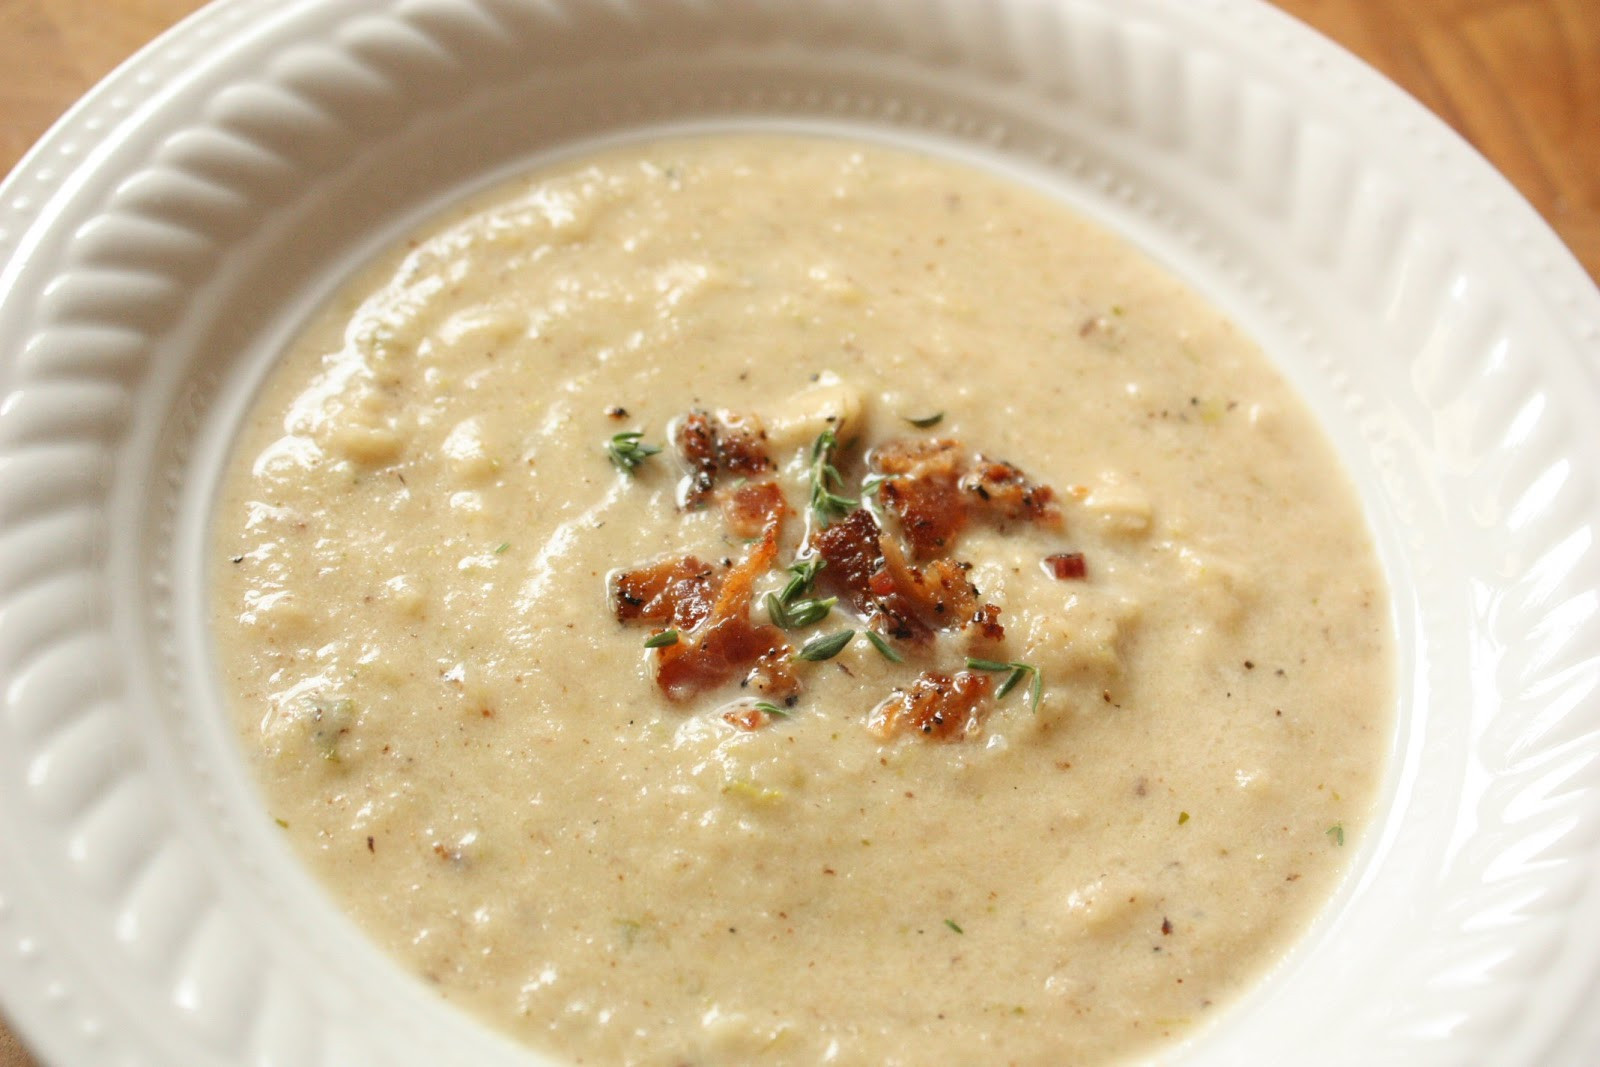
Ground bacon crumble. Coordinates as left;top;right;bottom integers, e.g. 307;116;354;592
611;557;718;631
676;410;774;509
810;508;1001;646
872;670;993;740
720;480;788;540
870;438;969;558
962;456;1061;524
745;647;802;703
653;506;788;702
611;406;1063;740
1044;552;1088;580
871;438;1061;560
723;706;780;731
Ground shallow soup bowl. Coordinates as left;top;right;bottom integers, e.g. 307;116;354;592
1;1;1599;1064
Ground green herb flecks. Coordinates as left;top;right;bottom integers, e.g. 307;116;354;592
606;430;661;474
905;411;945;428
643;629;679;649
1326;823;1345;847
965;656;1044;712
753;700;791;718
787;599;836;628
779;557;826;602
865;630;903;663
808;429;856;523
944;919;964;934
767;556;834;630
767;592;838;631
493;542;510;554
307;697;355;762
1178;811;1190;825
797;629;855;662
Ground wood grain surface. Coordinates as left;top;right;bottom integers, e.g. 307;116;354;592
0;0;1595;1063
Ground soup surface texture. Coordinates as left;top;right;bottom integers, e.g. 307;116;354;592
212;136;1392;1065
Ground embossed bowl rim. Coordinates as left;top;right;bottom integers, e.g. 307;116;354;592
1;0;1599;1064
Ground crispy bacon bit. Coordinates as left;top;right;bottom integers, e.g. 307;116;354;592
962;457;1061;525
811;509;931;643
614;412;1060;727
723;706;779;731
720;480;788;540
873;670;993;741
656;616;788;702
746;647;801;702
1044;552;1087;580
611;557;718;631
653;508;788;702
970;603;1005;642
676;410;774;508
811;508;885;614
871;438;969;558
870;439;1061;557
809;508;1000;644
879;537;977;630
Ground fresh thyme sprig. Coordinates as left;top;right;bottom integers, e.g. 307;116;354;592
808;428;856;523
965;656;1044;712
779;557;826;602
796;629;855;662
606;430;661;474
767;592;838;631
767;557;834;630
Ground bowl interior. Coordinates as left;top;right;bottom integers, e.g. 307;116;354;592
3;1;1599;1064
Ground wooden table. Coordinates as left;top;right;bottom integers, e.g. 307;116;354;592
0;1;1595;1064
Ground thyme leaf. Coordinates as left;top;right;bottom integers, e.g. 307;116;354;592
753;700;790;718
995;665;1029;700
607;430;661;474
906;411;945;428
1326;823;1345;847
944;919;964;934
768;591;836;630
808;429;856;523
965;656;1044;712
765;592;792;630
865;630;903;663
786;596;837;629
643;629;679;649
796;629;855;662
779;557;826;603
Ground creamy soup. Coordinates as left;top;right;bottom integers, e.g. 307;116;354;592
212;136;1391;1065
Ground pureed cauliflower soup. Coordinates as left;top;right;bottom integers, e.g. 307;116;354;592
211;135;1391;1065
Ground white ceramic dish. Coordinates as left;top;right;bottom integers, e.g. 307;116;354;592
2;1;1598;1064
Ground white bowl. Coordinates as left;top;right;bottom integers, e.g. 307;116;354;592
2;0;1598;1064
